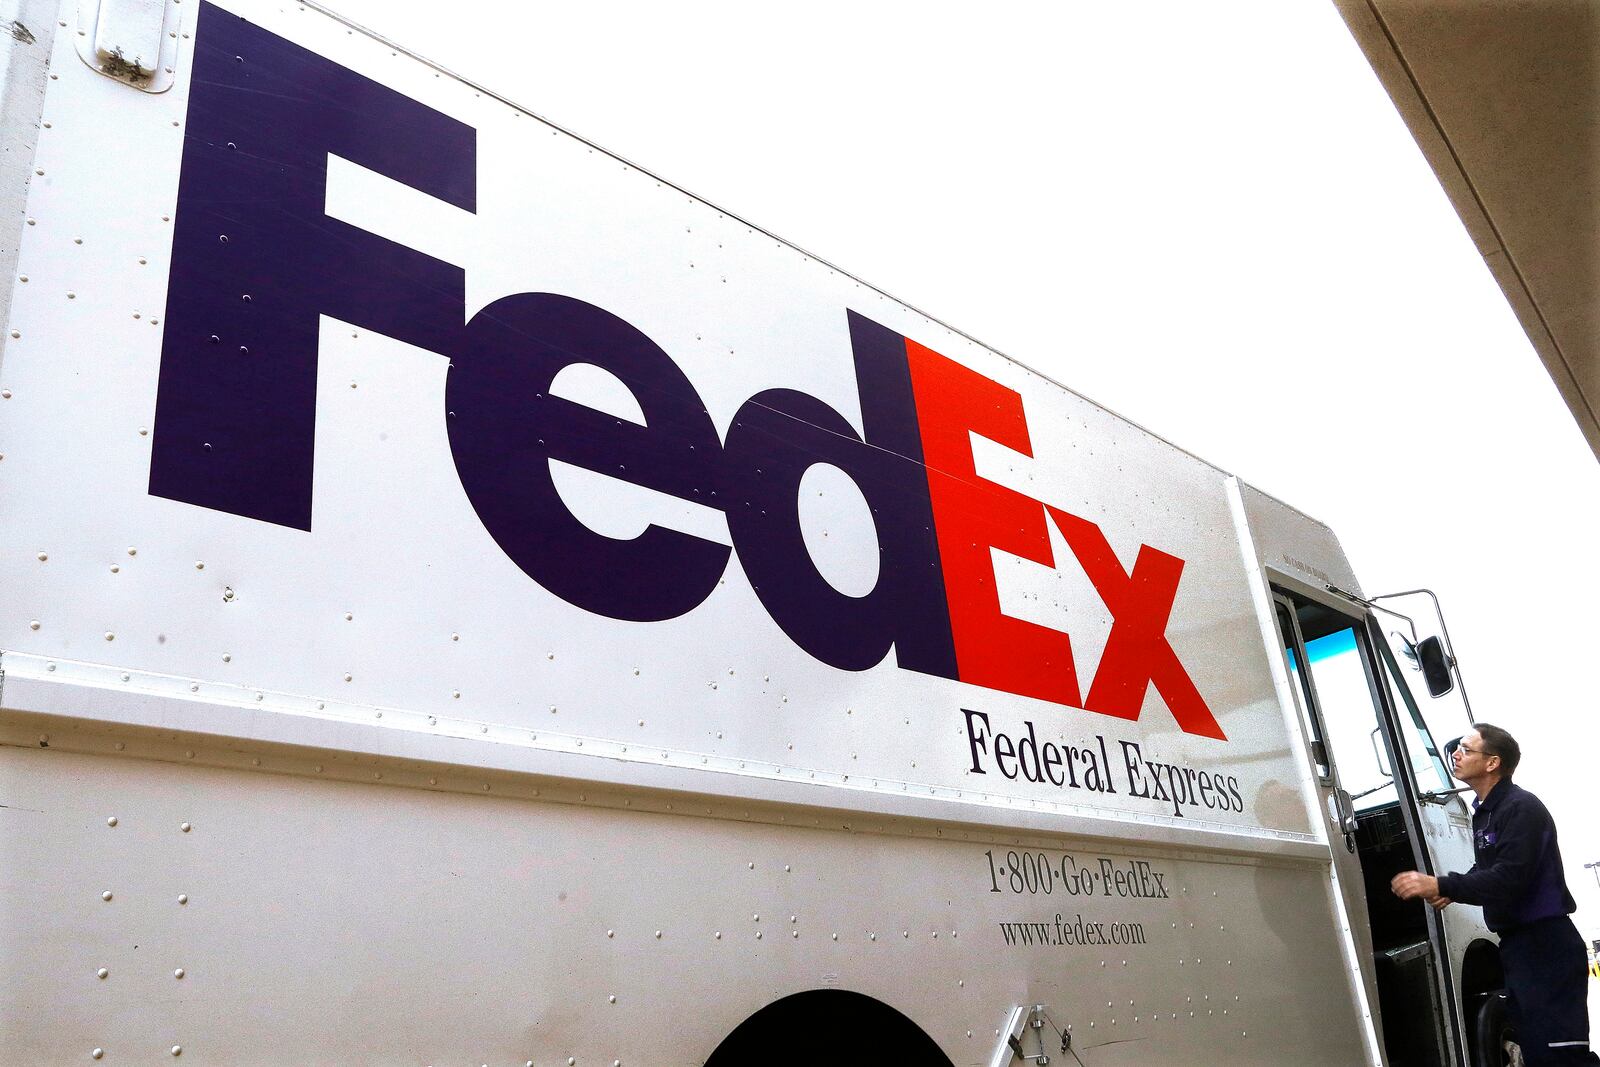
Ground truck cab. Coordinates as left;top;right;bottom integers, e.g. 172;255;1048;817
1246;487;1507;1067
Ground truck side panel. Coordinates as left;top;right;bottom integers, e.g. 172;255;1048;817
0;729;1366;1065
0;0;1307;842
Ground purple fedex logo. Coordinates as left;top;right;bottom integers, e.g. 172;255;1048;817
151;4;1224;740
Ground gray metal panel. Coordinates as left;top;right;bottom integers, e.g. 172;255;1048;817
1236;482;1364;598
0;735;1370;1065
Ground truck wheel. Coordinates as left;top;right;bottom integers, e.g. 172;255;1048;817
706;989;952;1066
1472;991;1521;1067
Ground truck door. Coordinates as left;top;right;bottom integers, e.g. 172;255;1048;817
1272;588;1464;1067
1366;621;1486;1060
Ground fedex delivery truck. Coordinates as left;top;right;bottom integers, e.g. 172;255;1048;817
0;1;1514;1064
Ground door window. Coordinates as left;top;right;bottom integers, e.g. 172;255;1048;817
1373;631;1455;799
1280;599;1451;810
1290;627;1398;809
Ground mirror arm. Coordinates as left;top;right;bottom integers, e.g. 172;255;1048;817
1418;785;1474;806
1325;584;1420;647
1367;588;1476;724
1368;603;1420;647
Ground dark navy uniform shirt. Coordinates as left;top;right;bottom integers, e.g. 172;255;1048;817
1436;780;1577;933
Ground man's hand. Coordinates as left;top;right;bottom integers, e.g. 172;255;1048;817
1390;871;1440;900
1426;895;1452;912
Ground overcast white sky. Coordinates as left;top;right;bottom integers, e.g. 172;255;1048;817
324;0;1600;928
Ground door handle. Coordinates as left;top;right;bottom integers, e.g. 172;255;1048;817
1370;727;1392;778
1333;787;1358;852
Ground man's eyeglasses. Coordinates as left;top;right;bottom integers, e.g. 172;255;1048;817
1445;738;1496;760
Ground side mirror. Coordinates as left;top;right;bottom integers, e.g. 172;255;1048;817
1417;636;1454;697
1443;735;1462;759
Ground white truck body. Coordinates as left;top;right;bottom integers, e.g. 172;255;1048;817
0;2;1498;1064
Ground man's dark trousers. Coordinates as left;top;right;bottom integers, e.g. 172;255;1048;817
1500;915;1600;1065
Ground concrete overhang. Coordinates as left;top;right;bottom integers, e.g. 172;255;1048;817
1333;0;1600;461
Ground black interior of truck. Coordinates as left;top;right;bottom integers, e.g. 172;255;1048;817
1356;802;1450;1066
1354;804;1429;950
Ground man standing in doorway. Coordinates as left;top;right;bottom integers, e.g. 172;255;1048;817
1392;724;1598;1065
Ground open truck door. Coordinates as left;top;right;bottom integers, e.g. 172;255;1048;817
1271;579;1508;1067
